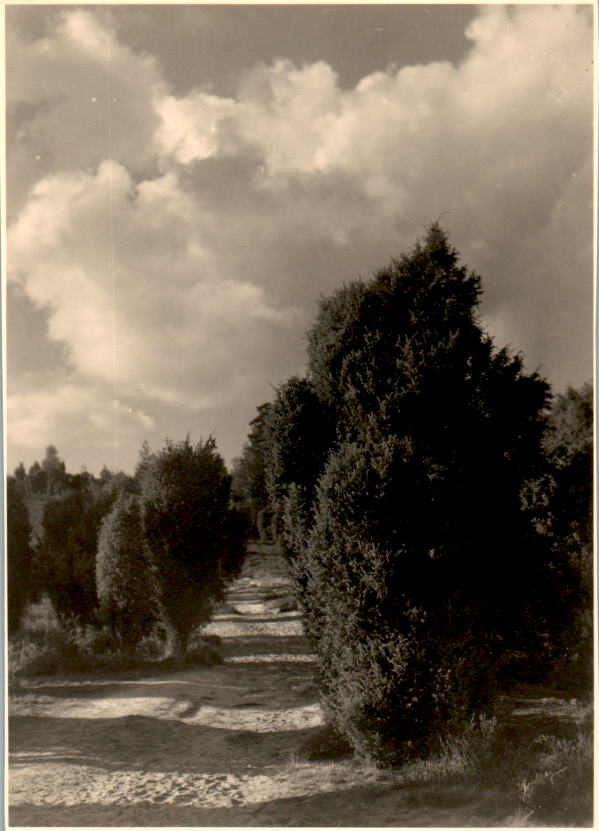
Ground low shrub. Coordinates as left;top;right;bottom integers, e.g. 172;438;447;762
186;630;223;665
9;627;98;678
18;596;62;641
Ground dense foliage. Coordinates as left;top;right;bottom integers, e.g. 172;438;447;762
265;225;552;763
39;485;117;624
543;384;593;688
138;436;246;657
96;491;156;653
264;377;333;543
6;476;35;632
10;439;244;658
231;403;274;541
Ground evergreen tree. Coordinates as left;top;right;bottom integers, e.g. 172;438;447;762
264;376;333;546
13;463;28;497
96;491;156;653
231;403;274;541
27;461;46;495
138;437;245;657
41;445;66;495
6;476;34;632
39;479;121;624
269;225;550;763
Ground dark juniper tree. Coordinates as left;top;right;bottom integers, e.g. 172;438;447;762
38;472;136;625
267;225;550;763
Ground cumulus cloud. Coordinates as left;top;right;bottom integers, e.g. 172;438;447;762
6;5;593;472
151;3;593;381
6;8;165;217
154;7;591;188
8;161;298;411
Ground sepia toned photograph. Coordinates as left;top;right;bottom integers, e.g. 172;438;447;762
4;2;594;827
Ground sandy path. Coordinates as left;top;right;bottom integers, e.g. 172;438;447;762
9;549;571;827
10;554;342;824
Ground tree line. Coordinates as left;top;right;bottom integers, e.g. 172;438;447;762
7;437;245;658
230;225;593;763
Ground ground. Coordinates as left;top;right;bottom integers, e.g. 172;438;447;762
8;547;591;827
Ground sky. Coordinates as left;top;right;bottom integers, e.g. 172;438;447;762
5;3;595;476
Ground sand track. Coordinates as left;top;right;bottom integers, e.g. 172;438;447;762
9;553;349;824
8;549;583;827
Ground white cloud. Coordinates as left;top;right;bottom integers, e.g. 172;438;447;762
149;5;593;334
155;93;237;165
154;7;591;196
7;8;165;216
8;162;298;412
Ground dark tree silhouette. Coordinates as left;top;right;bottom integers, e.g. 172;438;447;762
39;479;123;624
41;445;66;495
231;403;274;541
543;383;593;689
7;476;34;632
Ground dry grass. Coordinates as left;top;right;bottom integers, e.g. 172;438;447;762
280;698;593;827
10;597;223;682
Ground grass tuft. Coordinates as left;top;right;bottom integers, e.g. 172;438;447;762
516;726;593;826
